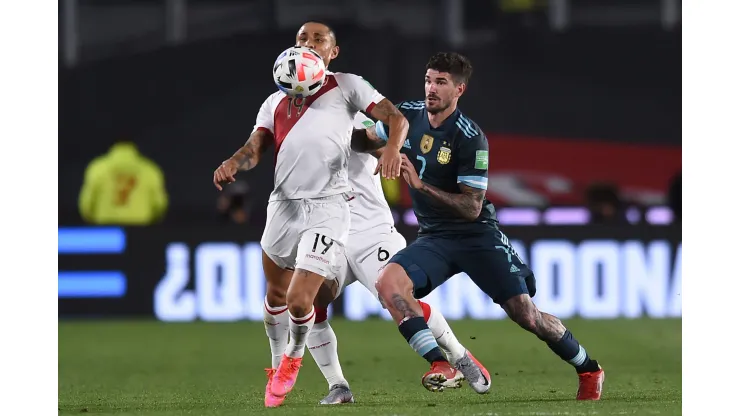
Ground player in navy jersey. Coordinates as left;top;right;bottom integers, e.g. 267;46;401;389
352;52;605;400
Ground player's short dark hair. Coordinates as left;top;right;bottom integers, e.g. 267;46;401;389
426;52;473;85
303;20;338;45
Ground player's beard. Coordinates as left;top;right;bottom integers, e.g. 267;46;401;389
425;98;449;115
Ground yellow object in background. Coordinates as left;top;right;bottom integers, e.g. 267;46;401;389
78;142;168;225
381;177;401;207
500;0;546;13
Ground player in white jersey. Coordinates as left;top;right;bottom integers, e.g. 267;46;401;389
301;113;492;405
213;21;408;406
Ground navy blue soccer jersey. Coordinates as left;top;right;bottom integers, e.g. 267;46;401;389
375;100;498;234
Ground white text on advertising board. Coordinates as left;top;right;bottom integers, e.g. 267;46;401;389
154;240;681;322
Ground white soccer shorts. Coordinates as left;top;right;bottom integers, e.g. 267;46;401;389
260;194;351;280
335;226;407;299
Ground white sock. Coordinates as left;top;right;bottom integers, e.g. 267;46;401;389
426;304;467;363
307;320;348;388
263;299;289;369
285;308;315;358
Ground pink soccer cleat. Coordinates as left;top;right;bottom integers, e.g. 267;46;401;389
270;354;303;397
264;368;286;408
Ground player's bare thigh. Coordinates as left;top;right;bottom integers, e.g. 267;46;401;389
260;199;305;307
285;196;351;316
260;199;303;267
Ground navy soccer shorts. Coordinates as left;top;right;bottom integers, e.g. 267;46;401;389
389;229;536;305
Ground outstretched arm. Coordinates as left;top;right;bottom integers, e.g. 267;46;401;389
213;128;274;190
229;128;275;171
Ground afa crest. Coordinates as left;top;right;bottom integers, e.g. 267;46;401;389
420;135;434;154
437;147;452;164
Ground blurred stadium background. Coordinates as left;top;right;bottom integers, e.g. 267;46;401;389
58;0;681;414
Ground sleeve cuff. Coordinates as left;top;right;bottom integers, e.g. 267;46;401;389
375;120;389;142
457;176;488;190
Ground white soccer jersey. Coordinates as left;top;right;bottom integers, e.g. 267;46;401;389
253;72;385;201
348;113;395;234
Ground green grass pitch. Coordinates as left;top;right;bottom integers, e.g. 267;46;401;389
59;318;681;415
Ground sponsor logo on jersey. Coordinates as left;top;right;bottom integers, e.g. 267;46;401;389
421;134;434;154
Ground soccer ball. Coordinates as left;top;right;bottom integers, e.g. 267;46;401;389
272;46;327;98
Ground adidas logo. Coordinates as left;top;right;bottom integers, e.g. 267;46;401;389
403;139;411;149
510;264;520;273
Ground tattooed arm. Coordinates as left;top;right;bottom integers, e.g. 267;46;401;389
213;128;274;190
228;128;275;171
369;99;408;153
370;99;408;178
419;183;485;221
399;154;485;221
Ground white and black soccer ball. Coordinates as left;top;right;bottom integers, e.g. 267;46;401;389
272;46;327;98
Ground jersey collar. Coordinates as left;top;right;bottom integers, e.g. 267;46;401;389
427;106;461;132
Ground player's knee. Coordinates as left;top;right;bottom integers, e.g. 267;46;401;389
286;288;313;318
375;263;412;301
265;284;287;307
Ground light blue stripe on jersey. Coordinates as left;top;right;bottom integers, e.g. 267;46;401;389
460;114;480;136
375;120;389;141
456;119;477;138
455;121;474;138
458;114;476;130
400;100;425;109
457;175;488;189
408;329;438;356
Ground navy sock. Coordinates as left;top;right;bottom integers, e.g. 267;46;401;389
547;330;600;373
398;316;446;364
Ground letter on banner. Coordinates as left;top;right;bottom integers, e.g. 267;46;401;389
195;243;243;321
531;240;577;318
668;243;682;317
622;241;669;318
578;241;620;318
243;243;265;321
154;243;196;321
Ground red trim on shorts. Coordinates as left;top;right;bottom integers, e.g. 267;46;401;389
418;300;432;323
315;307;329;323
291;309;316;325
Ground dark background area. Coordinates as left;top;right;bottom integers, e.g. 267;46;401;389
59;0;681;225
